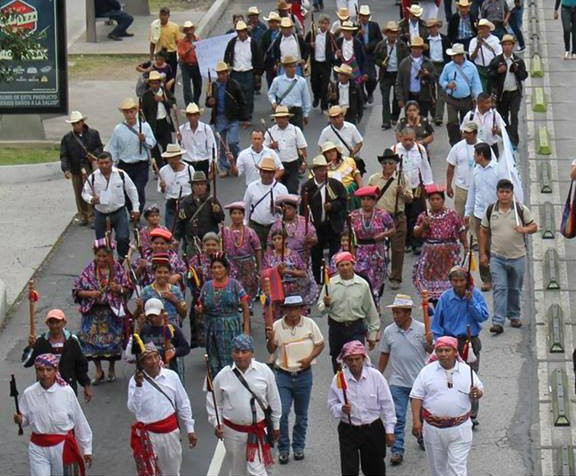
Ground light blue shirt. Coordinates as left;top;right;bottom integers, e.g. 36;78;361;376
409;56;423;93
105;120;157;164
464;159;503;218
439;60;483;99
387;42;398;72
432;288;489;340
267;74;312;117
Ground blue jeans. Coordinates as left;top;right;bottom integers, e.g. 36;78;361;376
230;70;255;118
490;255;525;325
275;369;313;454
214;115;240;173
98;9;134;36
94;207;130;260
390;385;411;455
509;7;525;49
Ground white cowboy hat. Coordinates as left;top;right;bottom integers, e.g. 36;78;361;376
184;102;203;114
65;111;87;123
408;4;423;17
161;143;187;158
446;43;466;56
386;294;415;308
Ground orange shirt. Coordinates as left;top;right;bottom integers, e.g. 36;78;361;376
177;36;199;64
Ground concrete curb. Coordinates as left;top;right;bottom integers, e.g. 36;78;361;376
532;87;546;112
0;161;62;185
0;280;6;330
196;0;231;38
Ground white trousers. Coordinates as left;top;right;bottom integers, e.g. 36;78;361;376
423;420;473;476
29;441;65;476
149;429;182;476
223;425;267;476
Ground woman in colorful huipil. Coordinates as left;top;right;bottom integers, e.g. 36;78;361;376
413;184;468;302
350;186;396;304
322;141;363;209
221;201;262;300
73;239;131;384
196;253;250;376
268;194;318;308
140;253;187;326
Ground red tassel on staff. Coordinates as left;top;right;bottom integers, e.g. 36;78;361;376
336;368;352;424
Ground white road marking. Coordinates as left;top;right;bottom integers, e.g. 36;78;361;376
207;439;226;476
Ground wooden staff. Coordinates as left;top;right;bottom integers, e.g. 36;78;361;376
259;118;276;143
10;375;23;436
262;276;274;332
393;155;404;216
321;259;330;296
163;313;174;366
346;209;354;255
171;105;181;145
206;70;213;98
336;366;352;424
211;146;217;201
421;290;432;346
28;280;38;342
205;354;222;436
138;97;143;154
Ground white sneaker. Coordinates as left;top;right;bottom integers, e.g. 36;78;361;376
572;53;576;59
565;51;571;60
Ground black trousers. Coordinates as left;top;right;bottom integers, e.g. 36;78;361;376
498;90;522;147
457;335;482;418
185;159;209;176
328;318;365;373
288;106;304;130
311;60;331;110
151;118;173;168
311;221;342;283
117;160;149;214
405;193;426;250
408;92;432;119
165;51;178;81
281;160;302;194
338;419;387;476
380;72;399;126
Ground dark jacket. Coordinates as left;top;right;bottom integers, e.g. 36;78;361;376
205;77;249;123
373;38;411;78
335;37;366;74
271;33;309;64
396;55;437;104
224;37;264;75
260;29;281;68
140;323;190;373
447;12;478;44
176;192;225;242
424;34;451;64
329;81;364;124
22;330;90;394
305;29;337;64
95;0;122;16
60;124;103;175
488;53;528;98
300;177;348;234
141;87;175;133
398;19;428;44
356;21;383;56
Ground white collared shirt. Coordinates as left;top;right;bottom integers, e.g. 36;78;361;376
409;20;420;41
243;179;289;225
428;35;444;62
410;361;483;417
342;38;354;61
179;121;217;163
158;163;195;199
315;178;327;222
393;142;434;189
236;146;283;186
128;368;195;433
154;89;168;120
446;139;478;190
468;34;502;67
82;167;140;213
280;35;301;60
207;360;282;428
338;82;350;107
19;382;93;455
233;37;253;71
315;31;327;61
272;316;324;371
263;123;307;163
328;365;397;432
503;54;518;91
460;108;504;146
317;122;363;151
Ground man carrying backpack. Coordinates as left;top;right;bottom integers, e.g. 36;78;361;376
478;179;537;335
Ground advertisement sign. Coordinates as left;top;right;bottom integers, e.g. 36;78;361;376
0;0;67;113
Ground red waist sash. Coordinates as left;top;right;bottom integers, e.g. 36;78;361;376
130;413;178;476
422;408;471;429
31;430;86;476
224;419;273;467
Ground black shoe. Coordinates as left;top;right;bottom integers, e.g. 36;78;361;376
404;245;412;253
120;32;134;37
413;246;422;255
367;94;374;104
294;450;305;461
490;324;504;335
279;454;289;464
434;120;443;126
471;417;479;429
108;33;122;41
390;453;403;465
381;123;391;130
313;98;319;108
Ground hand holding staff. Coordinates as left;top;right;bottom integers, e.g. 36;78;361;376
259;118;276;144
336;367;352;424
10;374;23;435
421;290;433;346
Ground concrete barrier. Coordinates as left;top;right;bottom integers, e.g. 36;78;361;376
0;280;6;328
533;87;546;112
531;54;544;77
537;125;552;155
197;0;231;37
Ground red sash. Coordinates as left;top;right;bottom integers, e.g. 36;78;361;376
130;413;178;476
224;419;273;467
31;430;86;476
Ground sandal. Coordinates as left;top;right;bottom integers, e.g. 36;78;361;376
107;375;117;383
91;372;105;386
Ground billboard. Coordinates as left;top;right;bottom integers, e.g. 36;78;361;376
0;0;67;113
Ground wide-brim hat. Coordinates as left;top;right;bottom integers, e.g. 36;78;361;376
235;20;248;31
327;105;345;117
426;18;443;28
311;155;329;167
457;0;471;6
161;143;186;158
191;171;208;182
383;20;399;32
321;140;340;153
358;5;371;16
247;6;261;15
119;97;138;110
215;60;230;72
334;64;353;75
409;36;426;48
258;157;279;171
476;18;495;31
271;105;293;117
180;20;195;32
501;34;516;44
386;294;415;308
280;17;293;28
147;70;164;82
282;295;304;307
336;7;350;20
264;11;281;21
340;20;358;31
275;194;300;207
408;4;423;17
65;110;87;123
184;102;203;115
377;148;400;163
281;55;298;65
277;0;291;10
446;43;466;56
462;121;478;132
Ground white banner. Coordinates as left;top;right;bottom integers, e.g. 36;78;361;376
194;33;236;79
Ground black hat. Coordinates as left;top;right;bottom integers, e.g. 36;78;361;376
377;148;400;163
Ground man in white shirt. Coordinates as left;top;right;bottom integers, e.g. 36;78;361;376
243;157;289;246
128;342;197;476
317;105;363;156
158;143;194;230
393;128;433;254
177;102;217;176
410;337;484;476
446;121;479;218
460;91;504;156
82;152;140;261
263;106;307;194
230;129;283;186
15;353;93;476
468;19;501;91
207;334;282;476
328;340;396;476
306;15;336;111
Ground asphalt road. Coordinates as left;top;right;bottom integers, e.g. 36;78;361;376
0;1;537;475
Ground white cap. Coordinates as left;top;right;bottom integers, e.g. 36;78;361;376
144;298;164;316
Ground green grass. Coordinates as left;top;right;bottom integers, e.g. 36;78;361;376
68;54;143;80
0;147;59;165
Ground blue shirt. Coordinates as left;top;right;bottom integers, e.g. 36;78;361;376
439;60;483;99
457;15;473;40
465;158;503;218
409;56;423;93
215;81;226;116
105;120;156;164
267;74;312;117
431;287;489;340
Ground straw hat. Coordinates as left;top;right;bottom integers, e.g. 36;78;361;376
215;60;230;72
147;70;163;82
358;5;371;16
184;102;203;115
339;20;358;31
457;0;471;6
500;34;516;44
477;18;495;31
180;21;195;32
277;0;291;10
271;105;293;117
65;111;86;123
336;7;350;20
327;105;345;117
383;20;399;32
321;140;340;153
409;36;426;48
280;17;293;28
118;97;138;110
282;295;304;307
334;63;353;75
161;143;186;158
247;6;261;15
235;20;248;30
191;171;208;182
426;18;443;28
462;121;478;132
446;43;466;56
386;294;415;308
407;4;423;17
281;55;298;65
311;155;329;167
264;11;281;21
258;157;278;171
